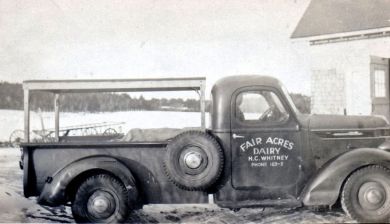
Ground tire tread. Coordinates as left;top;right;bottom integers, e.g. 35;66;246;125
71;174;130;223
341;165;390;222
163;130;224;191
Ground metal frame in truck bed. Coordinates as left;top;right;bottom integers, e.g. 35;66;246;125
22;77;206;143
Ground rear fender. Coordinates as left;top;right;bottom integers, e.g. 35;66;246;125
301;148;390;206
38;155;137;206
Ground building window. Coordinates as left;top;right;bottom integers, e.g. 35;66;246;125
374;69;386;98
236;91;289;123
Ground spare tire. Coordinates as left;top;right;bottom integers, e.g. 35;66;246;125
163;131;224;191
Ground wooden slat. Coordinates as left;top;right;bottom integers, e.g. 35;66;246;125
24;89;30;143
20;141;168;148
23;77;205;93
200;80;206;129
54;94;60;142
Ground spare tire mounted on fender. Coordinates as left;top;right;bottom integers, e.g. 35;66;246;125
164;131;224;191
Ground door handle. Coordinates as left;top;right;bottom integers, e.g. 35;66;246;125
332;131;363;137
232;133;245;139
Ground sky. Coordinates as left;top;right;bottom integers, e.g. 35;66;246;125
0;0;311;98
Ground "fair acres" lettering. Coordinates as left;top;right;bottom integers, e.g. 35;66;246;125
240;136;294;152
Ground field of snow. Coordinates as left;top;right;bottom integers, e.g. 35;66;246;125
0;109;206;142
0;109;356;223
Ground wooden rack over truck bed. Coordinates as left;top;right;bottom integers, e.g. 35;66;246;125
23;77;206;143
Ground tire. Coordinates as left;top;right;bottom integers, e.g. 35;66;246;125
9;129;24;147
341;165;390;223
163;131;224;191
71;174;132;223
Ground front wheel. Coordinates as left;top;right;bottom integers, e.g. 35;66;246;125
341;165;390;223
71;174;130;223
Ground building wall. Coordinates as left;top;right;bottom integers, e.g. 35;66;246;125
311;69;346;114
306;37;390;115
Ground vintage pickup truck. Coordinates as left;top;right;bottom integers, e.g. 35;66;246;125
20;75;390;223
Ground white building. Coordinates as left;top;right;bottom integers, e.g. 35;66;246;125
291;0;390;118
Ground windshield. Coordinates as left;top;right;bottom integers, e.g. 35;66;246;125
280;84;301;115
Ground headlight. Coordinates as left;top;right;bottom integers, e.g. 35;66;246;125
373;115;390;125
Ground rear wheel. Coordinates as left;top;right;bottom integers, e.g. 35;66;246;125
341;165;390;223
71;174;130;223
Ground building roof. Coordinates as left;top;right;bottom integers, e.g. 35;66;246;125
291;0;390;39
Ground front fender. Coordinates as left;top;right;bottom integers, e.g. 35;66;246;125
38;155;137;206
301;148;390;206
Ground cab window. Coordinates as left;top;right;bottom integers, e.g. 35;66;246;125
236;90;289;123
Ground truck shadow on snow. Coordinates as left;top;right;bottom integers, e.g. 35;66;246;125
126;206;354;224
25;205;74;223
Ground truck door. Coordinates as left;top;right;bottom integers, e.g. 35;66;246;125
230;87;301;192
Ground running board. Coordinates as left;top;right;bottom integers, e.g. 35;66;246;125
216;199;302;209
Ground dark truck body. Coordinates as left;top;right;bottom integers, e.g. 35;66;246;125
22;142;209;205
20;75;390;222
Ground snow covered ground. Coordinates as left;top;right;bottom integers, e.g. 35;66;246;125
0;109;356;223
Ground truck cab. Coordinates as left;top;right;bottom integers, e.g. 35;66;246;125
211;76;306;206
211;76;390;209
21;75;390;223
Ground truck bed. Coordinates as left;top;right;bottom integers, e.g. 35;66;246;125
26;127;200;145
21;141;168;148
21;138;208;206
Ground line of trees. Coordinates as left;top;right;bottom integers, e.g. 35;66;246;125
290;93;311;114
0;82;202;112
58;93;201;112
0;82;310;113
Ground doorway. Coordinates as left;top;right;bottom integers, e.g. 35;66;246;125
371;56;390;120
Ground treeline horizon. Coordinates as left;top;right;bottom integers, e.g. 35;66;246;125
0;82;310;113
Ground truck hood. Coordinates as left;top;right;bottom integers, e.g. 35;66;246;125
295;114;390;139
307;114;389;130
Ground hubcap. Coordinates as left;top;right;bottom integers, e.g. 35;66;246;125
92;197;109;213
184;151;203;169
366;189;383;205
358;182;386;210
87;190;116;219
